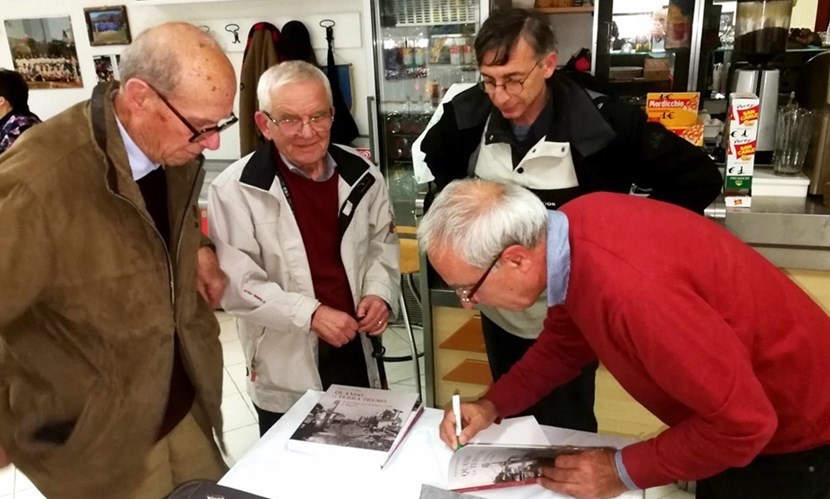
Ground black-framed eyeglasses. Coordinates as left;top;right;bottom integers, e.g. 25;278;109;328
146;83;238;143
262;110;334;136
478;59;543;96
455;252;502;304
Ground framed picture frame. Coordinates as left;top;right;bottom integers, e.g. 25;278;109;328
4;16;83;89
83;6;131;46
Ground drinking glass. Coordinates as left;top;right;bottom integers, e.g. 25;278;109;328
773;107;814;176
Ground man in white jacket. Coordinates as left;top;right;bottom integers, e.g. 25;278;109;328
209;61;400;435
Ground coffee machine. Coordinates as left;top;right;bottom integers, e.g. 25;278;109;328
731;0;793;165
796;51;830;196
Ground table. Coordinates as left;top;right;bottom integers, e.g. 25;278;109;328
220;391;645;498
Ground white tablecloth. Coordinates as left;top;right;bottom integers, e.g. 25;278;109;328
219;390;644;499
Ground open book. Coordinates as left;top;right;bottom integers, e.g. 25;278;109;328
447;444;603;493
286;384;423;468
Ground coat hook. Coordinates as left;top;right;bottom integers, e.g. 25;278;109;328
320;19;335;43
225;23;241;44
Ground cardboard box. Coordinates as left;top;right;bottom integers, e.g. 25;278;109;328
724;92;760;208
646;92;700;126
666;120;705;147
643;58;671;81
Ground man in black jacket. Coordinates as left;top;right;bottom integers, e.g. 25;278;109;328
419;8;722;433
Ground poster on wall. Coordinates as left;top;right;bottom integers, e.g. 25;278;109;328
93;54;121;82
3;16;83;89
83;6;132;46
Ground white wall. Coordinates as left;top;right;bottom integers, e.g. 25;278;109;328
0;0;371;160
792;0;819;29
548;13;593;64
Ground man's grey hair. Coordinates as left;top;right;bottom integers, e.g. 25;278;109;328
257;60;333;111
418;179;548;268
119;23;221;95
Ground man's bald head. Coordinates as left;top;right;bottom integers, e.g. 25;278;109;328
115;22;237;166
119;22;234;98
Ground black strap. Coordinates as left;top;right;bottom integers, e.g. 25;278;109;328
337;172;375;240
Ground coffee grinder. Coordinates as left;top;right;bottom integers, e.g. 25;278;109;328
731;0;793;165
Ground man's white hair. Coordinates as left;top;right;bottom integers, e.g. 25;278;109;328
418;179;548;268
256;60;332;111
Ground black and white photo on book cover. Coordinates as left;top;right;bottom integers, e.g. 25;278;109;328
288;384;421;454
447;445;605;493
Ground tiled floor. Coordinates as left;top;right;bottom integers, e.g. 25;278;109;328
0;312;691;499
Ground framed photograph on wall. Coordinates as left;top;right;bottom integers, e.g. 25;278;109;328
83;6;131;46
93;54;121;82
3;16;83;89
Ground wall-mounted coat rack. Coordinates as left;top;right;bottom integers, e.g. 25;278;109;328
190;13;361;53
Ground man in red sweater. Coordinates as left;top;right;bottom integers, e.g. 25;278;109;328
419;179;830;499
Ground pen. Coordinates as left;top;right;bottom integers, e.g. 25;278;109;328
452;392;463;450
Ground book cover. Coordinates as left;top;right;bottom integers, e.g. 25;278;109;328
286;384;422;467
447;445;602;493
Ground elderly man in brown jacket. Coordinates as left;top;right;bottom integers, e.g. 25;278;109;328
0;23;236;498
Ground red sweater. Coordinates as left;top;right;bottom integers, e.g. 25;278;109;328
485;193;830;489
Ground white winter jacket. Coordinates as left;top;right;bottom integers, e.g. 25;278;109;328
208;143;400;413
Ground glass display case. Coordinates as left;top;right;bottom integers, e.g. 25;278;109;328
594;0;698;100
367;0;487;226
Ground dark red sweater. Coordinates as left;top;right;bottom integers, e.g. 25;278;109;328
276;158;354;315
485;193;830;489
276;155;369;389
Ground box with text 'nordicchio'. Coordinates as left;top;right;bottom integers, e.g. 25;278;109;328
724;92;760;207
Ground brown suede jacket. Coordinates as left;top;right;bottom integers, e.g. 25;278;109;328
0;81;223;497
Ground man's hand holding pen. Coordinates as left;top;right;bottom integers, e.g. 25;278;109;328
439;397;498;450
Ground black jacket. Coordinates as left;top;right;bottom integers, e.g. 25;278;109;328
420;72;722;214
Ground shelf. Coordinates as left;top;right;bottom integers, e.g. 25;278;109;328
534;6;594;14
133;0;235;4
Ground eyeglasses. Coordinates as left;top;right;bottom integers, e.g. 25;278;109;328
478;60;543;96
146;83;238;143
263;110;334;135
455;252;502;304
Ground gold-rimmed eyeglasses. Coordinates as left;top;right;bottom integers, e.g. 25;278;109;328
262;110;334;135
478;59;543;96
145;83;238;143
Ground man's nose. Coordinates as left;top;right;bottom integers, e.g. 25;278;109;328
298;121;315;138
200;132;221;151
491;85;511;106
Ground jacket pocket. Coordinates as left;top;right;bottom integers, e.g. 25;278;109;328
246;323;320;394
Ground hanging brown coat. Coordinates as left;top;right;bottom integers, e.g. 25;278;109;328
239;22;280;156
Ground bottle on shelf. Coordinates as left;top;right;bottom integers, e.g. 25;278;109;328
449;38;461;65
462;37;474;66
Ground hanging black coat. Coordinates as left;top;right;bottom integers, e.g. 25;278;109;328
324;25;359;146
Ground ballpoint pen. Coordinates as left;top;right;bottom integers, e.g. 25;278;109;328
452;391;463;450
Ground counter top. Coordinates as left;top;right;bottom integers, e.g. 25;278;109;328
714;195;830;271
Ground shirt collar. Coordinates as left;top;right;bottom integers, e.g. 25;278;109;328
279;151;337;181
114;115;160;181
546;209;571;306
484;88;553;146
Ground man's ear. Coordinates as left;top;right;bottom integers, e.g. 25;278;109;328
542;52;558;78
121;78;152;112
500;244;534;272
254;111;273;141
